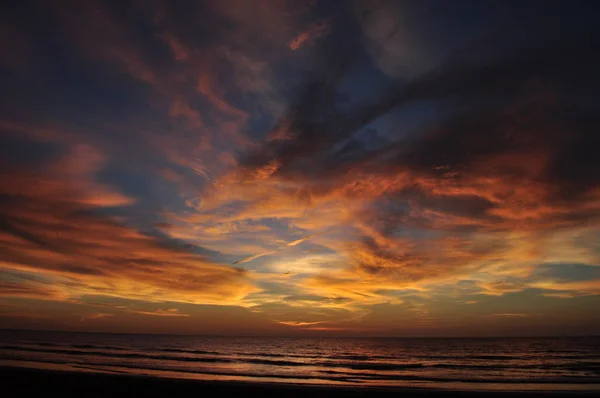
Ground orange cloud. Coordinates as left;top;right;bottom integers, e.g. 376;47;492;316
491;313;531;317
82;313;114;321
0;140;258;307
197;69;248;119
0;279;69;301
232;234;318;265
288;21;330;50
128;308;189;317
161;32;190;61
169;97;204;128
275;320;326;327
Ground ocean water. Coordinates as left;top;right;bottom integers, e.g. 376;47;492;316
1;330;599;390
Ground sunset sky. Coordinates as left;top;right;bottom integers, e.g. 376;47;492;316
1;0;599;337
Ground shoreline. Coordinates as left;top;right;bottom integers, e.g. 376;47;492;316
3;365;599;398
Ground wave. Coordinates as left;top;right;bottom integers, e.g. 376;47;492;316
414;354;519;360
156;348;223;356
0;346;436;370
341;362;424;371
13;342;128;352
326;355;370;361
70;344;127;351
415;354;600;361
10;342;597;362
71;364;132;374
15;341;60;348
1;346;326;368
4;354;600;386
3;344;600;375
0;346;234;363
318;370;600;384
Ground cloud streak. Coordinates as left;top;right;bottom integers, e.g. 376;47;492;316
232;234;318;265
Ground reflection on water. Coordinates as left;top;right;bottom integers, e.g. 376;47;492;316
1;330;600;390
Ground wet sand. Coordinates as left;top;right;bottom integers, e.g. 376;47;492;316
2;365;599;398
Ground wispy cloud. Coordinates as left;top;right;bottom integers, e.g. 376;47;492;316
288;21;330;50
232;234;319;265
491;313;532;318
128;309;189;317
275;320;327;327
81;313;114;321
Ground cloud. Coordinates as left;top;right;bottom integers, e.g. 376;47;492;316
212;7;600;298
165;2;599;327
52;1;159;86
233;251;278;266
491;313;532;318
0;279;69;301
482;281;529;296
532;263;600;283
82;313;114;321
161;32;190;62
354;0;444;79
288;21;330;50
232;234;318;265
0;137;257;306
1;0;599;334
275;320;326;327
530;280;600;297
128;308;189;317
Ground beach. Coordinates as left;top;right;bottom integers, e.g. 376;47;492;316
4;366;600;398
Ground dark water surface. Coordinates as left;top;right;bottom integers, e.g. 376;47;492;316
1;330;599;390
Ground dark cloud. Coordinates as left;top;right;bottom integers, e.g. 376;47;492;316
225;3;600;281
238;2;600;226
532;263;600;283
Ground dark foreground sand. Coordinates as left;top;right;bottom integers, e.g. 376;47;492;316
2;366;598;398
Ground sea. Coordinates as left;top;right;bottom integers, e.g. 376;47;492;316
1;330;599;391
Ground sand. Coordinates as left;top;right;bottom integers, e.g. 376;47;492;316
2;366;599;398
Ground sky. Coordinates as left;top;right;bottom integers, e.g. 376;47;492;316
1;0;599;337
